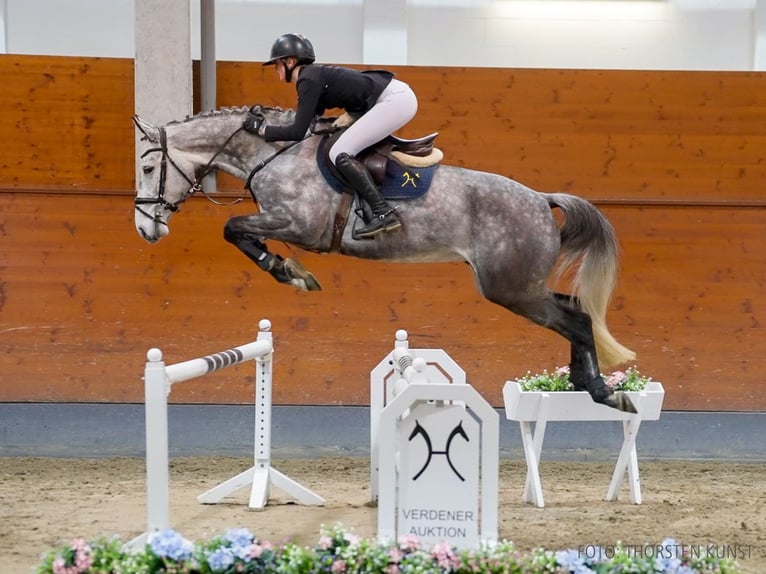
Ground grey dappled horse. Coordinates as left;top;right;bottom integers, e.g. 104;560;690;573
133;106;637;412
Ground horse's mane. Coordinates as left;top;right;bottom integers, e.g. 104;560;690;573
167;105;293;126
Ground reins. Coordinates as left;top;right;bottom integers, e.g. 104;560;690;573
243;136;309;198
137;121;310;221
136;126;246;223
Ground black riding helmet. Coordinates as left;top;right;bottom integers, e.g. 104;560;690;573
263;33;316;66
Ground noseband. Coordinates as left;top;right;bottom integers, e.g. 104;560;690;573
135;125;245;225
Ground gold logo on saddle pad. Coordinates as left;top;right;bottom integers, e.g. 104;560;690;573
401;172;421;188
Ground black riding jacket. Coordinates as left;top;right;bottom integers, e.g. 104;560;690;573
264;64;394;142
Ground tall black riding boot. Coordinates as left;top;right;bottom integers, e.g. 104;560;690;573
335;153;401;238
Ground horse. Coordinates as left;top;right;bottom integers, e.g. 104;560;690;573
133;105;637;413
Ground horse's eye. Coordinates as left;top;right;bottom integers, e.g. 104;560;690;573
142;165;154;175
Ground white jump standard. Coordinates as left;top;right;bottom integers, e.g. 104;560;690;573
372;330;499;550
130;319;323;548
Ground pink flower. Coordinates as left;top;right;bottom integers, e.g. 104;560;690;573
555;366;570;376
52;539;92;574
430;541;455;568
344;532;361;547
331;559;347;573
398;534;420;551
249;540;273;558
52;557;68;574
388;547;404;563
317;535;333;550
605;370;626;387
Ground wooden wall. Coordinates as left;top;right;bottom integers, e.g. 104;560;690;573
1;55;763;411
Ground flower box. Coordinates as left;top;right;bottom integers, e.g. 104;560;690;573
502;380;665;507
503;381;665;422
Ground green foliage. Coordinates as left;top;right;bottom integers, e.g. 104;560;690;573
514;365;653;393
36;525;741;574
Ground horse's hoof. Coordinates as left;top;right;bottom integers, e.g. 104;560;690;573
284;258;322;292
603;391;638;414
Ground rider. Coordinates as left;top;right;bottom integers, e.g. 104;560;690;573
244;33;418;239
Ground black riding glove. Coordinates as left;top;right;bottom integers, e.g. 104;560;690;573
243;111;266;136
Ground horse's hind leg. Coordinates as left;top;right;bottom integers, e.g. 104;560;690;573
491;288;636;413
548;296;636;413
223;222;321;292
553;292;587;391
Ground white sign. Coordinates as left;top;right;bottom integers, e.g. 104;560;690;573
398;403;480;548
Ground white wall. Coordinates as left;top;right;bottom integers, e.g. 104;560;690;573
1;0;762;71
5;0;134;58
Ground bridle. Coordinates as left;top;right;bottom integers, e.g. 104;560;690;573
135;118;309;226
134;125;245;225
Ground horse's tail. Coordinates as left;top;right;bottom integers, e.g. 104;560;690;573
543;192;636;368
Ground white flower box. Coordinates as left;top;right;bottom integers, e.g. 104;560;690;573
501;381;665;508
503;381;665;422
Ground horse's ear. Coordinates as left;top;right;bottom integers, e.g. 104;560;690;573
133;114;160;143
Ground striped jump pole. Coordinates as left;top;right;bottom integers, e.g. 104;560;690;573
128;319;323;548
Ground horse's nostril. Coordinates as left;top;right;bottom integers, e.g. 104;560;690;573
139;227;158;244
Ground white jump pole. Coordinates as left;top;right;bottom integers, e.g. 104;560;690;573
128;319;323;549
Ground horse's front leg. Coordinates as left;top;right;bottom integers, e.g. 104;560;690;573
223;215;321;292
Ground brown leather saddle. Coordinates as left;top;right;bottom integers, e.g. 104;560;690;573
317;126;441;187
313;117;443;251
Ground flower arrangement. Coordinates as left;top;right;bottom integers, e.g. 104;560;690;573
513;365;653;393
36;524;741;574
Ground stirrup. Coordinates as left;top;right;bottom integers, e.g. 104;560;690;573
353;209;401;239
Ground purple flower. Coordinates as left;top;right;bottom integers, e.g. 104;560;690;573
223;527;255;547
148;529;194;562
556;548;596;574
223;527;256;561
207;546;235;571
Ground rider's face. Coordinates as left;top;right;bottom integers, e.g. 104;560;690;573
275;58;299;83
276;58;294;82
276;59;288;82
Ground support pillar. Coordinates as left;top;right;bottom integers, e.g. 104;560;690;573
134;0;193;180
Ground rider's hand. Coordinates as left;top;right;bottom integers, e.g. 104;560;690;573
243;111;266;136
332;112;357;129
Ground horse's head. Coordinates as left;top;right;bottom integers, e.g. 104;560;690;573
133;114;205;243
132;107;296;244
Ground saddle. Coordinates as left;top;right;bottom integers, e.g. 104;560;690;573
313;115;443;251
315;114;443;188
